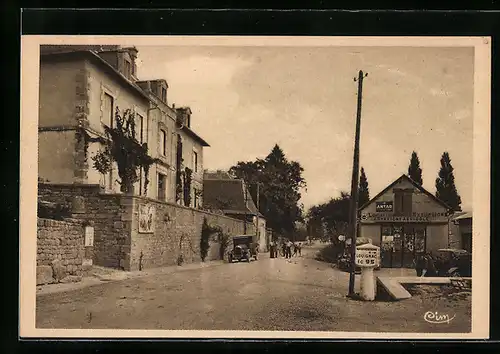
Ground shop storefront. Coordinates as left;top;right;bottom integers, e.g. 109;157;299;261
358;174;452;268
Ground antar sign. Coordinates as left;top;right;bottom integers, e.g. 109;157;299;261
376;201;393;212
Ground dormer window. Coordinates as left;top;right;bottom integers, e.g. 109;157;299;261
124;59;131;79
161;87;167;103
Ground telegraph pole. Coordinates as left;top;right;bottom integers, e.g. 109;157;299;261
256;183;260;238
348;70;368;297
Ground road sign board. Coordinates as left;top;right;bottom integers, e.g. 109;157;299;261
355;244;380;267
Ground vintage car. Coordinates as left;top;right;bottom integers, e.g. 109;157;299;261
434;248;472;277
228;235;258;263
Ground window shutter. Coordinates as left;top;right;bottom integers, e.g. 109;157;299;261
403;191;413;216
394;190;403;215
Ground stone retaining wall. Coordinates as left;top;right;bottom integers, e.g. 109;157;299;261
37;218;86;285
129;197;255;270
38;183;256;271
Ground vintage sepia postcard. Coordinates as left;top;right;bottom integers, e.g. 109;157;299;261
20;35;490;339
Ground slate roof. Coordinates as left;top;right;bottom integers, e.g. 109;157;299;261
203;178;263;217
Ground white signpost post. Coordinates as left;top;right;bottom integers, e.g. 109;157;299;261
355;243;380;301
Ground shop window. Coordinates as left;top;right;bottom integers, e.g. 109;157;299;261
414;226;426;254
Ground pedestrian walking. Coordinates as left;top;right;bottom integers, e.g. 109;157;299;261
298;242;302;256
292;243;298;257
282;242;287;258
285;240;292;259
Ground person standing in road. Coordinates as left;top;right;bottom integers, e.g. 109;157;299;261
297;242;302;256
285;240;292;259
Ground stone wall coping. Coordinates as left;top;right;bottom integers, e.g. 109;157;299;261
38;182;104;192
37;217;85;226
39;182;102;188
131;195;251;225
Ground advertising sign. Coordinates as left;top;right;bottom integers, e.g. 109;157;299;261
360;211;449;223
376;201;393;212
355;244;380;267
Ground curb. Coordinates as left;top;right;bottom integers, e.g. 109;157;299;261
37;259;228;296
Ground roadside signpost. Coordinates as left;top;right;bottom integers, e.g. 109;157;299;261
355;243;380;301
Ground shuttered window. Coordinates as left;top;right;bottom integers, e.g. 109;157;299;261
394;190;403;215
402;191;413;216
395;189;412;216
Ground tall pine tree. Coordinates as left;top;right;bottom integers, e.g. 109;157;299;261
435;152;462;211
358;167;370;207
408;151;423;185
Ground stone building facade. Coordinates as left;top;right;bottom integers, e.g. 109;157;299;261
38;45;209;206
359;174;453;268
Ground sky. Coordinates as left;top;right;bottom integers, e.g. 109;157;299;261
135;45;474;211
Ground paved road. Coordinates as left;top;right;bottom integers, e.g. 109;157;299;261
36;245;471;332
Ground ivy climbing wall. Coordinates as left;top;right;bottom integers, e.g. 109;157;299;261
129;197;256;271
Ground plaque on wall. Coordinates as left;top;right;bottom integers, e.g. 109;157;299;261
139;203;155;233
376;201;393;212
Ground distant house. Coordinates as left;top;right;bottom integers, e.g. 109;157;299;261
203;171;267;251
358;174;453;268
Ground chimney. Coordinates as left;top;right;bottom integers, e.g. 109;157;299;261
123;46;138;60
176;107;192;128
